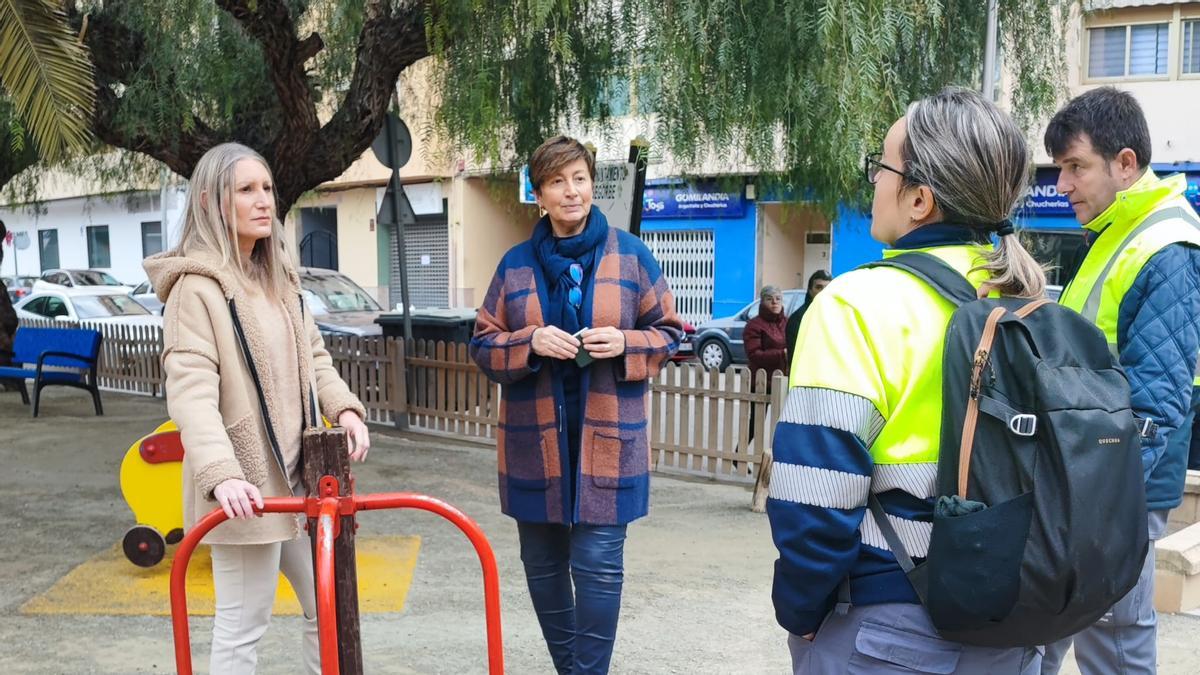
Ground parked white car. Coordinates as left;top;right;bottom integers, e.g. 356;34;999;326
129;280;164;315
15;289;162;327
33;269;133;295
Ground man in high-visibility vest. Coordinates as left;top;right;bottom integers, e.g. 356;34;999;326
1041;87;1200;675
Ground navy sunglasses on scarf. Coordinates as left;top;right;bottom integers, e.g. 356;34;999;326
568;263;583;308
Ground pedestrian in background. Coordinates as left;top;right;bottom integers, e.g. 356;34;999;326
0;219;17;370
785;270;831;375
470;136;683;674
742;285;789;450
745;285;789;378
145;142;371;675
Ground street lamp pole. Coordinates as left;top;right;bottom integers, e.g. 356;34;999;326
982;0;1000;102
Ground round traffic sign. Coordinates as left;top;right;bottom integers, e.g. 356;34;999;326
371;113;413;170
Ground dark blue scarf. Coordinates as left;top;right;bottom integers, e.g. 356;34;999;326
892;222;991;250
531;207;609;332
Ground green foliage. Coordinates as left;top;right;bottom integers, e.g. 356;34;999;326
430;0;1069;210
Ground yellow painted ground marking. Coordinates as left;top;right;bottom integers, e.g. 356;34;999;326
21;535;420;616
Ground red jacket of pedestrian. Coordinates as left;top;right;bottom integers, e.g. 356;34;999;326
744;304;789;377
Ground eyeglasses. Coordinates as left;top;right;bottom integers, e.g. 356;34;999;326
567;263;583;308
863;152;907;185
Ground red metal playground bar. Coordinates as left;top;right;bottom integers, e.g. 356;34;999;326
169;480;505;674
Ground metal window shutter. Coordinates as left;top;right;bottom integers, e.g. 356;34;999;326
388;220;450;310
640;229;715;325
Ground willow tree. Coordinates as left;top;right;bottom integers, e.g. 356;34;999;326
45;0;1068;214
433;0;1070;208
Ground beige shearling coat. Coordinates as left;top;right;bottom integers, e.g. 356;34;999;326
144;250;366;544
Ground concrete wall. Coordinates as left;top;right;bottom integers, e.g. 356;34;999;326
333;188;384;297
757;203;830;291
450;176;540;308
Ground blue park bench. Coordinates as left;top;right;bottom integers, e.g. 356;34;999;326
0;326;104;417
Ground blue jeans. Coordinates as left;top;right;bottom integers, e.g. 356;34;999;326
517;522;627;675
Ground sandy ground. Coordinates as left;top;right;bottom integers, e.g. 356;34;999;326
1;387;1197;674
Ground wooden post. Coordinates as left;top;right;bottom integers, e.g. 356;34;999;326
752;372;788;512
302;428;363;675
751;450;773;513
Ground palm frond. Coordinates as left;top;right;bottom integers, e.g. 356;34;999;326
0;0;95;160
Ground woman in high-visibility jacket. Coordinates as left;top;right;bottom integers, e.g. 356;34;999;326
769;88;1047;674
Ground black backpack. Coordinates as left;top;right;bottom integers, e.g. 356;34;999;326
862;252;1150;648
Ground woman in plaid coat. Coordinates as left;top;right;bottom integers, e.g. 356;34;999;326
470;136;683;674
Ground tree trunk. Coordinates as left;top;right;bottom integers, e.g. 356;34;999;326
73;1;430;218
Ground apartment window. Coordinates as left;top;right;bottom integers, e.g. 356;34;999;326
141;221;163;257
1185;19;1200;75
601;75;631;117
86;225;110;268
634;70;660;115
38;229;59;270
1088;23;1169;79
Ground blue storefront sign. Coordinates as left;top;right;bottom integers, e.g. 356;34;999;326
642;184;746;219
1023;171;1073;216
1024;166;1200;218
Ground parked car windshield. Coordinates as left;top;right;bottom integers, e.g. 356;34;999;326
301;273;382;313
75;270;124;286
74;294;150;319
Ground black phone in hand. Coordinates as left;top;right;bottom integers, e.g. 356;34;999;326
573;328;594;368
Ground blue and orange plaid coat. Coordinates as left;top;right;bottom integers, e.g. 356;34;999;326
470;226;683;525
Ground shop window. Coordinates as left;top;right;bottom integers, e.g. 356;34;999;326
1022;230;1087;288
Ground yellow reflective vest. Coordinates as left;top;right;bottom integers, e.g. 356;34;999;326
1057;171;1200;384
790;243;993;466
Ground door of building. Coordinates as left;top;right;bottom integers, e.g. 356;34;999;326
300;207;338;270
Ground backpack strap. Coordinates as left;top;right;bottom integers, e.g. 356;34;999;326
299;293;319;428
861;252;978;307
868;493;928;604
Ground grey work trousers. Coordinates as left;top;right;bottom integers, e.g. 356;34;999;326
789;602;1042;674
1041;509;1169;675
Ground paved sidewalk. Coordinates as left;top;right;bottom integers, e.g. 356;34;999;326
0;388;1197;673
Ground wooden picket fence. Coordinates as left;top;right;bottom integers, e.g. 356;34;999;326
323;334;406;426
12;320;787;485
650;363;788;485
405;339;501;441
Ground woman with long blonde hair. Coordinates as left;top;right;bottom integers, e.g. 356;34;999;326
145;142;370;674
